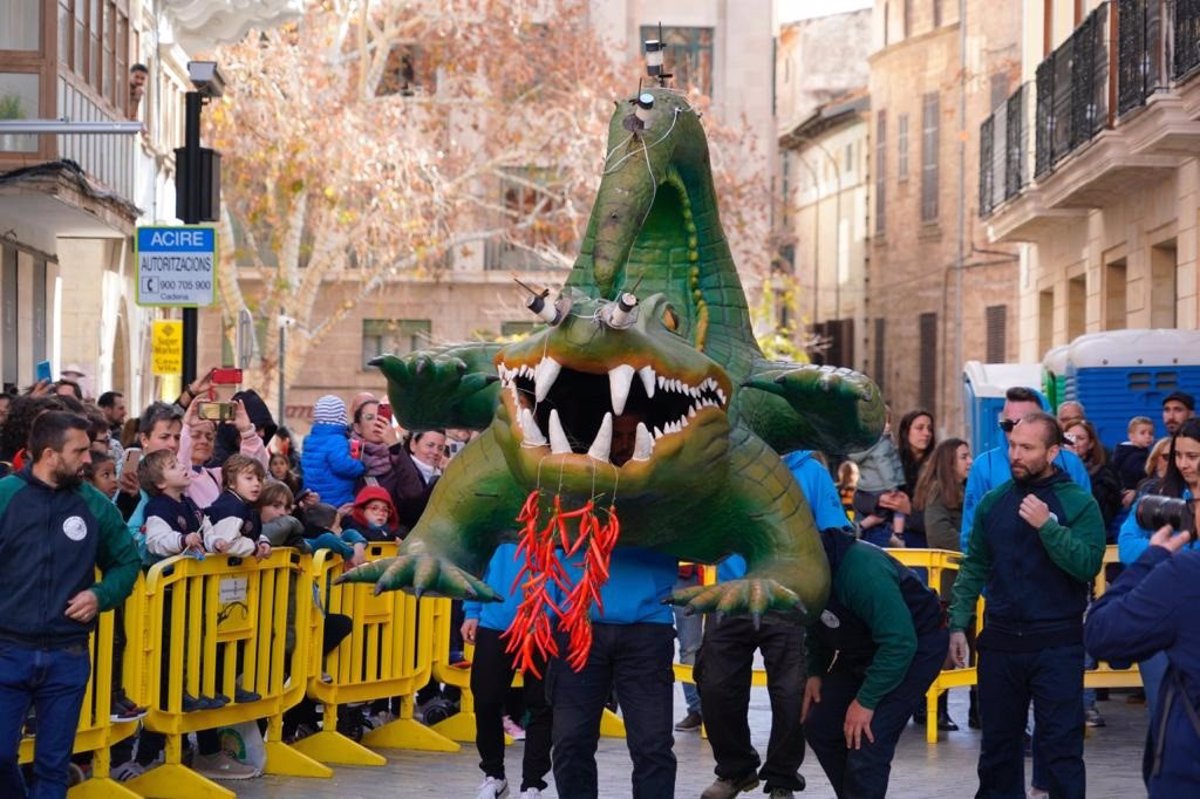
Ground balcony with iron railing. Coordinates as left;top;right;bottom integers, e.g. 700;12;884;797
980;0;1200;238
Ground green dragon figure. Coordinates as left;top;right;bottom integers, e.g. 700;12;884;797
340;88;884;631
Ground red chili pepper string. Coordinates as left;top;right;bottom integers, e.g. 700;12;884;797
503;490;621;676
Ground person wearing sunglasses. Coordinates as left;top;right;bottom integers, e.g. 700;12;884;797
960;387;1092;554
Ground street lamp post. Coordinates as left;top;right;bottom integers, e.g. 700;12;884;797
175;61;225;388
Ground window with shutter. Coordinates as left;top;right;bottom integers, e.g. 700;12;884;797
875;111;887;235
873;317;886;391
921;92;939;222
919;312;937;410
986;305;1007;362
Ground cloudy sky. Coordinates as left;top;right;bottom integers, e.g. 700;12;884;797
778;0;872;23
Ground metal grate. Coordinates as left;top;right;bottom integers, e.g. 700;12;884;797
986;305;1007;363
1175;0;1200;79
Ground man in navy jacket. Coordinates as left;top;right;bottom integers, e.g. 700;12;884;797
0;412;140;799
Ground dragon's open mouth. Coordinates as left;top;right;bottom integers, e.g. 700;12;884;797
498;358;727;467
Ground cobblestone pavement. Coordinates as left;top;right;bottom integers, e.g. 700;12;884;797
234;687;1149;798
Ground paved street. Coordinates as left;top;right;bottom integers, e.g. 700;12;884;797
235;686;1149;798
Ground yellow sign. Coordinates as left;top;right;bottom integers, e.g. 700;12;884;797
151;320;183;376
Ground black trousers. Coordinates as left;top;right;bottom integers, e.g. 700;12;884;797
548;623;676;799
695;615;807;792
470;626;551;791
805;628;948;798
976;644;1085;799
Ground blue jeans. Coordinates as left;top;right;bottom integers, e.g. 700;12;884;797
548;623;676;799
672;574;702;715
0;641;91;799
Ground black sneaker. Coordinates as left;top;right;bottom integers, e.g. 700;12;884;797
234;687;261;703
700;774;759;799
110;694;147;722
674;711;703;732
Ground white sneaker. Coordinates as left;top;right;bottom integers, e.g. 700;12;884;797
475;776;509;798
519;789;542;799
502;715;526;740
193;751;259;780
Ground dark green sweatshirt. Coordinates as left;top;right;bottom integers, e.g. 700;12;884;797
806;533;942;709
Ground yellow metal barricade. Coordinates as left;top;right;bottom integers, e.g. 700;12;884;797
1085;545;1142;689
292;543;459;767
889;544;1140;743
887;547;975;744
18;572;143;799
125;549;323;798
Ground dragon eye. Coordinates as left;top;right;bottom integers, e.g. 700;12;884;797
661;306;680;332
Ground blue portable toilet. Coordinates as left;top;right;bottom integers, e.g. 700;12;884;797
962;361;1048;458
1063;329;1200;449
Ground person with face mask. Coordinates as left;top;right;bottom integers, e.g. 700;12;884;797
947;412;1105;799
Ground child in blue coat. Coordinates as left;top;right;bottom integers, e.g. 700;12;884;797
300;395;364;508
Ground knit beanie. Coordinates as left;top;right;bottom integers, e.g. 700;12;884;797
313;394;347;426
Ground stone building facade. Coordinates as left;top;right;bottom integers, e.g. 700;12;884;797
982;0;1200;358
865;0;1022;431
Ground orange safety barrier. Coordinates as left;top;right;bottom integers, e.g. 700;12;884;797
17;572;144;799
291;543;459;768
124;549;325;798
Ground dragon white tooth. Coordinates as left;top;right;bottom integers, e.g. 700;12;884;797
609;364;635;416
653;425;664;440
519;408;547;447
717;388;726;404
638;365;657;398
690;386;701;398
587;412;613;462
632;423;654;461
658;374;667;389
548;409;571;454
534;357;562;403
688;405;697;418
679;416;689;429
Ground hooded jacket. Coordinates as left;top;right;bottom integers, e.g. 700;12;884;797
301;423;365;508
0;468;140;647
807;532;943;709
1085;545;1200;797
344;484;400;542
949;468;1105;650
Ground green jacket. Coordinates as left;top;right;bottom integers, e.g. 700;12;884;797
0;468;140;647
948;468;1104;650
807;533;942;709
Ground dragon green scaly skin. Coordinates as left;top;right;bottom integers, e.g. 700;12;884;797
339;89;885;620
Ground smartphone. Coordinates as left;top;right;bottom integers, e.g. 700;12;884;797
210;367;243;385
123;447;142;474
197;401;235;421
35;360;52;383
349;439;363;459
377;404;393;423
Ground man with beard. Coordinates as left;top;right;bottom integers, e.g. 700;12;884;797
0;412;140;798
948;412;1105;799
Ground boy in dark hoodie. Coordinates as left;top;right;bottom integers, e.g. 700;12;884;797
342;485;401;543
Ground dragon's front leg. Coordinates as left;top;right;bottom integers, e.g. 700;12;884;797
740;362;885;456
337;428;524;601
665;431;830;625
372;342;504;431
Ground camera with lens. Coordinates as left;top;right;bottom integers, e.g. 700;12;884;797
1135;495;1197;540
